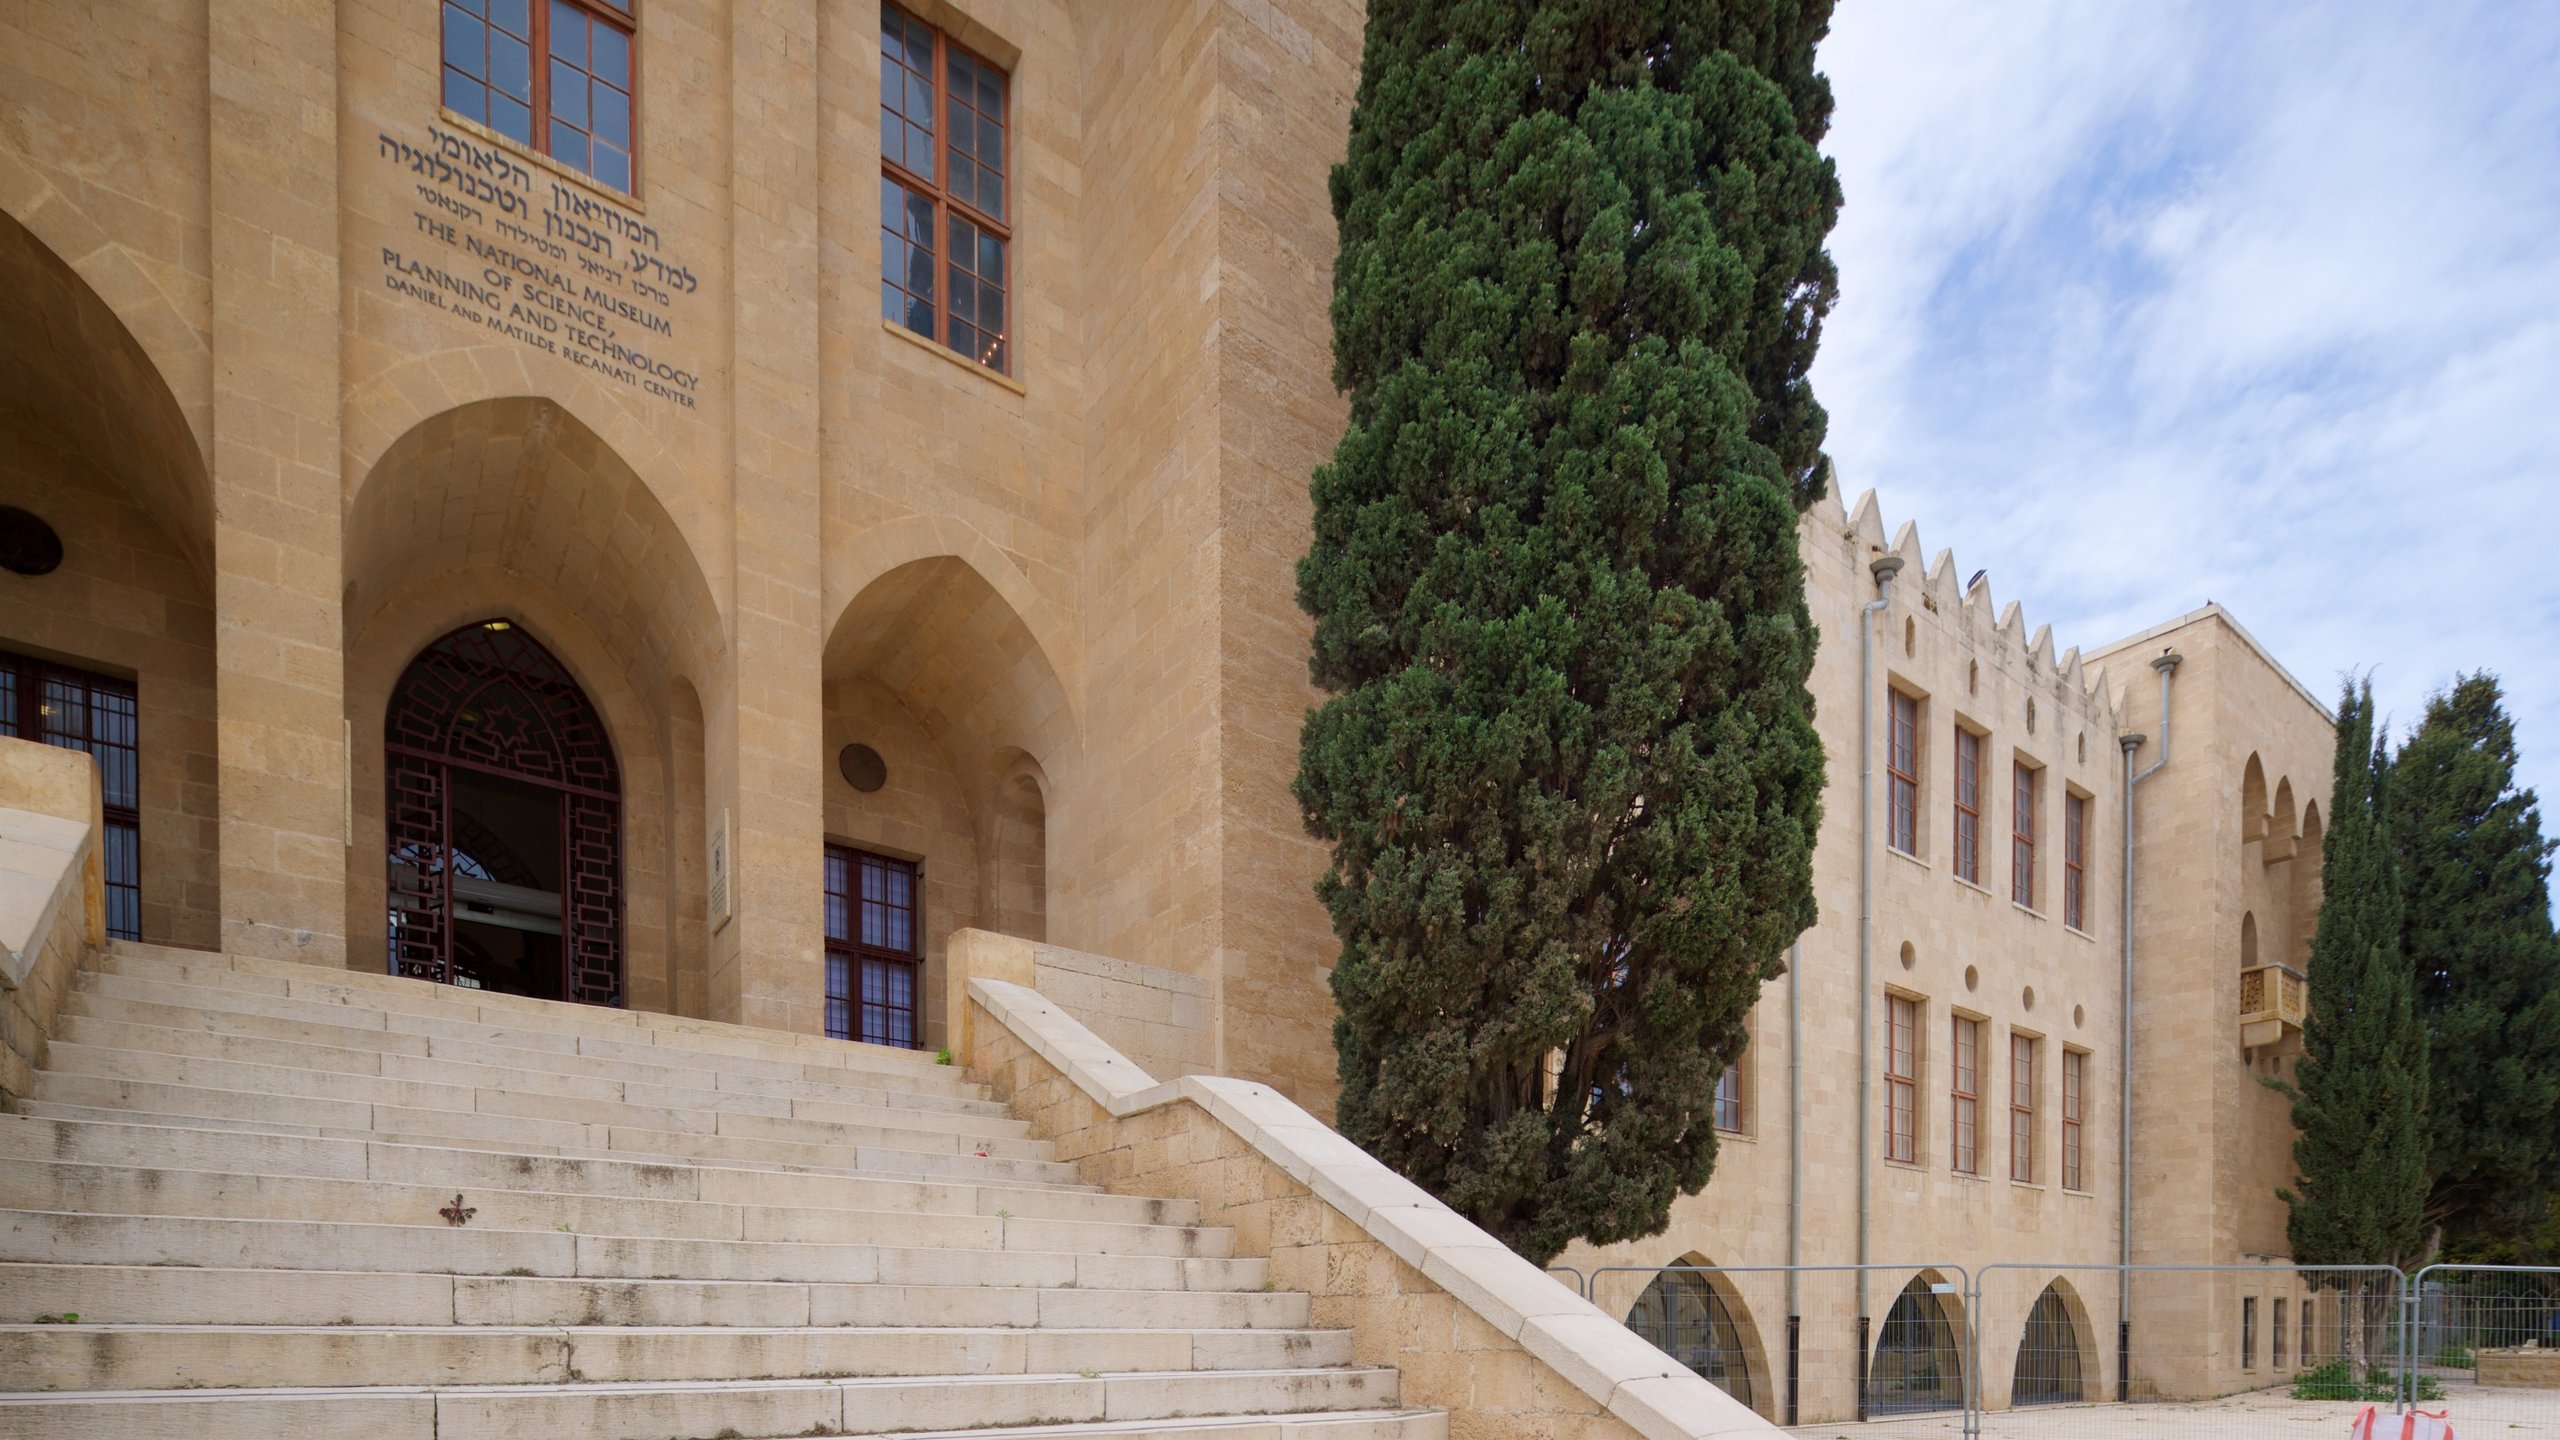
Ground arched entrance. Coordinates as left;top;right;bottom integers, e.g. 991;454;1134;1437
2012;1281;2092;1405
1868;1272;1967;1416
1624;1266;1758;1412
385;621;622;1006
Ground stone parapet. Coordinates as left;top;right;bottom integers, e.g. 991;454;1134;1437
967;974;1777;1440
0;736;104;1101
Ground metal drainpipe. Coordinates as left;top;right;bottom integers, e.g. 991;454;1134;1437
2117;649;2181;1401
1855;552;1902;1421
1786;935;1804;1428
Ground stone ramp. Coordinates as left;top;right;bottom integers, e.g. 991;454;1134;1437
0;942;1442;1440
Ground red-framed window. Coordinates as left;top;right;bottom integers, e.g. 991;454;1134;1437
2010;1031;2038;1183
824;845;922;1049
441;0;636;192
881;4;1011;374
2011;760;2039;907
1885;994;1918;1164
2062;791;2088;929
2061;1047;2086;1190
1953;727;1982;884
0;650;140;941
1887;691;1920;856
1714;1048;1744;1134
1950;1015;1980;1175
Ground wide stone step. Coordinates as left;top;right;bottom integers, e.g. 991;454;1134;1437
101;943;964;1081
18;1080;1078;1186
40;1043;1045;1155
0;1265;1314;1329
77;964;969;1095
0;1114;1185;1223
0;1160;1232;1255
0;1383;1419;1440
0;1212;1273;1290
56;1011;1017;1122
0;1322;1354;1390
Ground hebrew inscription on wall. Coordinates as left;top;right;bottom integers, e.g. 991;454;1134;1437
374;126;703;409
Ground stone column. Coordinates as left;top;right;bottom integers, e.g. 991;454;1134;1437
708;0;826;1031
206;0;348;964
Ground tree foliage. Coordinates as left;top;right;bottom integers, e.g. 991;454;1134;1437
1295;0;1841;1265
2283;678;2430;1270
2391;673;2560;1251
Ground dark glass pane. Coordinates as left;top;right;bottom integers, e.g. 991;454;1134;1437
883;864;910;907
491;33;530;101
551;59;587;126
0;669;17;735
977;168;1003;221
491;94;532;144
443;8;486;77
444;70;488;123
880;231;905;288
979;230;1004;286
594;83;629;147
948;154;977;207
880;9;913;68
978;120;1001;170
906;123;933;181
551;121;589;172
906;72;933;127
947;212;972;264
904;293;934;337
549;0;587;64
951;320;980;364
861;861;885;902
489;0;527;36
978;66;1001;118
982;335;1006;372
592;143;630;193
879;106;905;169
880;56;902;117
947;105;973;159
979;281;1003;338
948;267;974;324
880;280;902;323
903;187;935;248
591;22;629;86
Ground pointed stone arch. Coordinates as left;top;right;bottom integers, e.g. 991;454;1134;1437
2010;1277;2099;1406
2293;801;2325;964
1869;1270;1968;1416
2266;776;2298;862
1619;1255;1773;1420
2241;753;2269;846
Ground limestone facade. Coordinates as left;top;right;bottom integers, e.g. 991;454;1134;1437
1;0;2338;1424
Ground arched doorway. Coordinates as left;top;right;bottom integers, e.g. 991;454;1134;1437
2012;1281;2091;1405
1868;1272;1967;1416
385;620;621;1006
1624;1267;1757;1412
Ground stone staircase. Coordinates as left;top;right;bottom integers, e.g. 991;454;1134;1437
0;941;1440;1440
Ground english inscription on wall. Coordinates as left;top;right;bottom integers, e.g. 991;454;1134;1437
375;125;703;410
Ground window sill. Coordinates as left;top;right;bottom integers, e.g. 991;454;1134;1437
1714;1126;1756;1144
1952;874;1995;899
2063;922;2098;943
882;316;1026;395
2011;1178;2046;1192
1887;846;1931;873
435;107;644;211
1883;1157;1927;1173
1949;1168;1987;1184
2061;1186;2094;1198
2012;900;2047;921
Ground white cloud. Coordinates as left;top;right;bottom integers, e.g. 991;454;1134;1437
1811;0;2560;832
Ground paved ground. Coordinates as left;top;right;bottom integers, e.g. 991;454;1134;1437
1786;1383;2556;1437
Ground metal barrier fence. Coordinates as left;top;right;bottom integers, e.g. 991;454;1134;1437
1555;1260;2560;1438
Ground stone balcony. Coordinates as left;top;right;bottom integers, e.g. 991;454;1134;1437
2239;962;2307;1050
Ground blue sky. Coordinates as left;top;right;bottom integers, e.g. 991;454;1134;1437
1810;3;2560;826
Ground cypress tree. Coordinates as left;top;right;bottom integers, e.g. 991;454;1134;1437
2392;673;2560;1251
1295;0;1840;1264
2283;679;2429;1277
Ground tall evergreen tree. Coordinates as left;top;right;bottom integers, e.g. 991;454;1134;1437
2392;673;2560;1251
1295;0;1840;1264
2283;678;2429;1277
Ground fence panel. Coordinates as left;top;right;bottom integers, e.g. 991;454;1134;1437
1587;1262;1973;1433
2405;1264;2560;1434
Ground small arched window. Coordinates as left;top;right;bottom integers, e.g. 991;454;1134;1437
2241;912;2259;970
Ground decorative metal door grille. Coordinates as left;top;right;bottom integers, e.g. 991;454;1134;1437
0;649;142;939
383;622;621;1005
1867;1275;1966;1416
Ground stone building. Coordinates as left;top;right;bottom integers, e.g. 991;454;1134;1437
0;0;2336;1432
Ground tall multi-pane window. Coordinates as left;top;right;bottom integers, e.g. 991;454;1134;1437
2300;1300;2315;1363
823;845;922;1049
2061;1048;2086;1191
1885;994;1919;1164
2063;791;2088;929
0;651;140;940
2273;1298;2289;1367
2009;1032;2037;1183
2011;761;2039;907
1950;1015;1980;1175
440;0;636;192
1952;727;1982;883
1887;691;1920;856
881;4;1011;373
2241;1298;2257;1369
1713;1055;1744;1134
